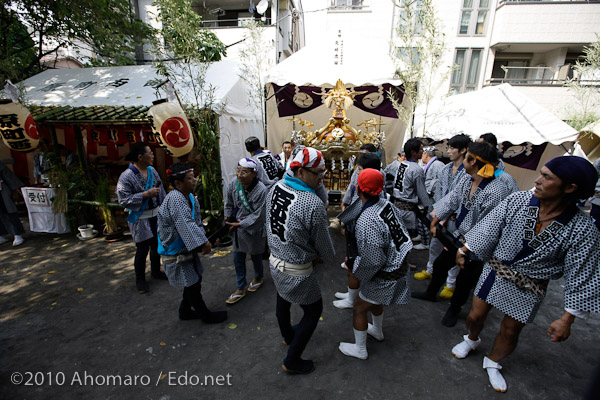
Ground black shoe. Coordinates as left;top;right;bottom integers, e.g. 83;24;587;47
411;291;436;302
282;358;316;374
441;307;459;327
136;279;149;294
179;309;202;320
151;271;168;280
201;310;228;324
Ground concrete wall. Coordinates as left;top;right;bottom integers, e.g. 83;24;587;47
492;3;600;45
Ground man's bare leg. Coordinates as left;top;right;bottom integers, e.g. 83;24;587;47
452;296;492;359
467;296;493;340
334;269;360;309
488;314;525;362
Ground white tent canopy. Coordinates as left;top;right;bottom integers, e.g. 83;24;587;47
20;60;262;187
413;84;577;145
413;84;579;190
265;39;407;166
267;39;402;87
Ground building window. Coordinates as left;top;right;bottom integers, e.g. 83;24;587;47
458;0;489;36
450;48;482;94
330;0;366;10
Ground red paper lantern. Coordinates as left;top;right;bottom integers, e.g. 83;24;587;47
0;100;39;152
147;100;194;157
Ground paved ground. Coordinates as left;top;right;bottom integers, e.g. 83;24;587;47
1;206;599;399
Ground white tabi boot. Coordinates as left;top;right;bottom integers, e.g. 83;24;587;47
13;235;24;246
333;288;358;309
451;334;481;359
334;287;351;299
483;356;507;392
339;329;368;360
367;312;384;341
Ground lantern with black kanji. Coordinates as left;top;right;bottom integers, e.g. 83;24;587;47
0;99;39;152
147;99;194;158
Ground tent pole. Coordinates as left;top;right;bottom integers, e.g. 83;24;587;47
73;125;87;169
263;85;268;145
49;125;60;166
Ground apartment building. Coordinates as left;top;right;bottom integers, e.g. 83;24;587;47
134;0;305;64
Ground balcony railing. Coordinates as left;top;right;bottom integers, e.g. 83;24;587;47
487;65;600;86
201;17;271;28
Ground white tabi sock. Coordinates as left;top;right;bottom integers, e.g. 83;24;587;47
451;334;481;359
12;235;24;246
483;356;507;392
339;328;368;360
0;236;7;244
333;288;359;309
335;286;353;299
367;312;384;341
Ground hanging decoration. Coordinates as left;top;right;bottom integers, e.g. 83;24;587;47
0;99;39;152
147;99;194;157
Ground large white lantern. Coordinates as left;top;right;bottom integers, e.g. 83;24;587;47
0;99;39;152
147;99;194;157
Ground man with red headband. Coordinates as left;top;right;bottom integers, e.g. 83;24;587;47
266;147;335;374
412;142;512;329
450;156;600;393
338;168;412;360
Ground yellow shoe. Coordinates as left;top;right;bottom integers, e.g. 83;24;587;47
414;270;432;280
439;286;455;299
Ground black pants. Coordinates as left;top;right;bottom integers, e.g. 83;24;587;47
426;246;484;311
134;217;160;280
180;277;209;316
276;294;323;363
0;213;25;235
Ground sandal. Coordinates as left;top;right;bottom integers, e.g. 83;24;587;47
225;292;246;304
247;280;263;292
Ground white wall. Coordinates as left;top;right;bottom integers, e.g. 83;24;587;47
492;3;600;46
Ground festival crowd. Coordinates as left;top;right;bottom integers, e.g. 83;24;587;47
106;133;600;394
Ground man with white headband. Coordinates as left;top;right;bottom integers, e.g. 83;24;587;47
266;147;335;374
451;155;600;393
412;142;512;329
224;158;267;304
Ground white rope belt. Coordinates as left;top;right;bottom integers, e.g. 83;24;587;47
269;255;313;277
138;208;159;219
161;253;193;264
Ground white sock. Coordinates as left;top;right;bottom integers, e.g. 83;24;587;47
367;312;384;341
483;356;507;392
14;235;23;241
348;288;359;302
339;329;368;359
333;288;359;308
0;236;7;244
